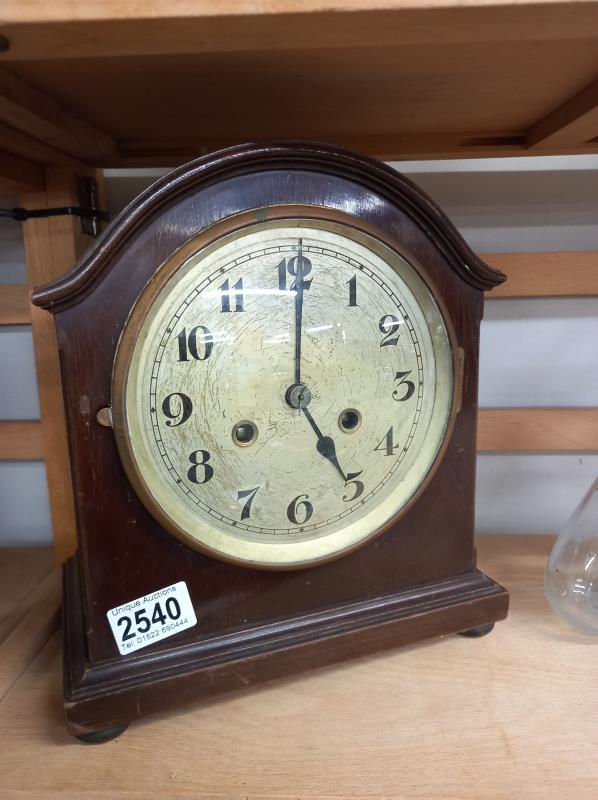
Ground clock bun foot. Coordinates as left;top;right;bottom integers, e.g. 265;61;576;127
458;622;495;638
75;723;129;744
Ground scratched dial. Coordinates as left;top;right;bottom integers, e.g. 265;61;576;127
114;217;454;568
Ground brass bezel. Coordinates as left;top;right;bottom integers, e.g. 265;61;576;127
112;205;461;570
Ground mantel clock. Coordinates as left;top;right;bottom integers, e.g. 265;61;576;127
33;142;509;741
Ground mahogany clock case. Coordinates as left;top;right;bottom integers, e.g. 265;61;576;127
32;142;509;736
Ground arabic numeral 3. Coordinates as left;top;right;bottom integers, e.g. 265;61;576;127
393;370;416;401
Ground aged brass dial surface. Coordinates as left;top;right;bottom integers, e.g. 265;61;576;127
113;215;454;568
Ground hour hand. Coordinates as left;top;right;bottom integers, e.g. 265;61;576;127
301;406;346;482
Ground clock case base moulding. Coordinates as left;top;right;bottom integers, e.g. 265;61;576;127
63;555;507;736
31;141;509;737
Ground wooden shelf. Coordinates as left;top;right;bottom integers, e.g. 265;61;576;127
0;548;60;704
1;535;598;798
0;1;598;174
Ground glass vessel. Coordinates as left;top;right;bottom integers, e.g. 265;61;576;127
545;477;598;635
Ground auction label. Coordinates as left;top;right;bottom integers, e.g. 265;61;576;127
107;581;197;655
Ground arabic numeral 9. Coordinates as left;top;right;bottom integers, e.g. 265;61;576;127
162;392;193;427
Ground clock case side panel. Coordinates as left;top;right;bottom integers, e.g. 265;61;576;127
36;146;506;696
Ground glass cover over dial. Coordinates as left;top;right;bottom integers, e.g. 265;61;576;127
113;216;455;568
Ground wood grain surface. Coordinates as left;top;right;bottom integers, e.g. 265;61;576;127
3;1;598;59
0;284;31;324
0;548;60;703
0;421;44;460
0;152;43;192
0;67;117;162
526;78;598;149
21;167;97;563
0;119;84;169
0;548;53;641
477;408;598;452
4;409;596;463
2;2;598;163
0;569;61;703
485;251;598;298
1;535;596;799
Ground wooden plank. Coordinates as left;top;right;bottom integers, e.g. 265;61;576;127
21;167;96;563
0;421;44;460
0;405;590;465
0;68;117;162
7;39;598;166
484;251;598;297
117;132;531;166
0;120;85;168
2;410;593;463
3;253;593;326
5;535;598;800
2;1;598;61
0;548;58;706
477;408;598;452
527;79;598;148
14;251;596;312
119;138;598;166
2;5;598;162
0;550;58;708
0;284;30;324
0;149;43;191
0;568;61;703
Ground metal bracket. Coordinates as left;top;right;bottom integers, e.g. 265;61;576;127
0;176;108;237
77;176;107;237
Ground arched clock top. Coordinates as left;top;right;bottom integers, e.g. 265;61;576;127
31;141;505;313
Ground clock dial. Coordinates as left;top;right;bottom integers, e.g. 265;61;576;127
114;216;454;567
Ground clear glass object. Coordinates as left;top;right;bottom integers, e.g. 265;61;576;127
545;477;598;635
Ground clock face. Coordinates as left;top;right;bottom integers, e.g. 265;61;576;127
113;215;454;568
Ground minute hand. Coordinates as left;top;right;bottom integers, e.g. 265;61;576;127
301;406;346;483
292;239;311;386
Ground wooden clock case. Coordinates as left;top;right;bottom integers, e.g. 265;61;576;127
32;142;509;739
